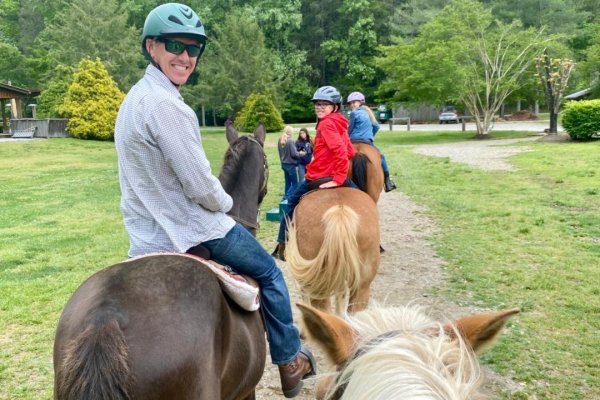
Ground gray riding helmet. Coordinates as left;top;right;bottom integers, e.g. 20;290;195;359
311;86;343;105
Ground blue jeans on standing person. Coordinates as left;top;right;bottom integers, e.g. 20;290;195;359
202;223;302;365
297;164;307;182
282;163;299;200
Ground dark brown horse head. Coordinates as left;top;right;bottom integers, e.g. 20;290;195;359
220;121;268;236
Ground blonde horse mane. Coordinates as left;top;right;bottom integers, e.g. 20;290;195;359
287;205;363;315
324;305;484;400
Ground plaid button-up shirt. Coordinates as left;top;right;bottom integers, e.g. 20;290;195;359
115;65;235;257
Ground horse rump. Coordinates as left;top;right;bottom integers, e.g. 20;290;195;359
55;319;133;400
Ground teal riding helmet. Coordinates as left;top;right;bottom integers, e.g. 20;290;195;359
141;3;207;59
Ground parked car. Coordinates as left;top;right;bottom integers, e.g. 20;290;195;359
439;106;459;124
376;105;392;123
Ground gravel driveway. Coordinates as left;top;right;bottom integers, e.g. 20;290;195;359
412;136;540;171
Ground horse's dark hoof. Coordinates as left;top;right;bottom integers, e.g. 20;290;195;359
379;244;385;254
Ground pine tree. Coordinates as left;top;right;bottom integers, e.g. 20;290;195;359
59;58;124;140
235;93;284;133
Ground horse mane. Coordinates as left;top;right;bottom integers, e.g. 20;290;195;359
324;305;484;400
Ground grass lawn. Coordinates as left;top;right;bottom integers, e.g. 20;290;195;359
0;129;598;399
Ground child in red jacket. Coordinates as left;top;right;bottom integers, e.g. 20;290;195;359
273;86;356;261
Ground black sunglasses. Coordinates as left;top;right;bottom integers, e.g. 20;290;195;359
157;38;204;58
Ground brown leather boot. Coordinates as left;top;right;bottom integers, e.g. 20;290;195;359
278;346;316;398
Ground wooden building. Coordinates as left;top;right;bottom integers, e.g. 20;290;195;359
0;82;32;134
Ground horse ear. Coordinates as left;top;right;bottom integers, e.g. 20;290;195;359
253;123;266;146
225;119;238;144
445;308;520;354
297;303;356;365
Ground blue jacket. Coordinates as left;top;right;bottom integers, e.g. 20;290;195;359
348;106;379;142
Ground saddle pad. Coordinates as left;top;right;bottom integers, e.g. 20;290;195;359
126;253;260;312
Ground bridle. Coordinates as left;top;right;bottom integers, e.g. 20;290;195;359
227;135;269;233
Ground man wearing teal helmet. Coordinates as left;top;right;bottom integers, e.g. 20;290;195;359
115;4;315;398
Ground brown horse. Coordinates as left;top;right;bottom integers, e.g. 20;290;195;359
298;303;520;400
53;123;268;400
349;143;383;204
286;188;380;315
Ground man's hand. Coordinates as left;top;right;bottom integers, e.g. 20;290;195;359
319;181;338;189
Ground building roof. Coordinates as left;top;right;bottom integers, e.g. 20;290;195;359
0;82;31;96
564;87;592;100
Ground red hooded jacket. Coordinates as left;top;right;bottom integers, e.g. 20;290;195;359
306;112;355;185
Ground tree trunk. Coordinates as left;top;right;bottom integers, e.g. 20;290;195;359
549;112;558;134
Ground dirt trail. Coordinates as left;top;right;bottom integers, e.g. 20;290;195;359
256;138;535;398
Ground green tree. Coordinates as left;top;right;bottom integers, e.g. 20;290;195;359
59;58;124;140
376;0;549;136
0;41;27;86
320;0;379;90
36;64;74;118
535;49;575;134
33;0;143;90
235;93;284;133
194;12;279;121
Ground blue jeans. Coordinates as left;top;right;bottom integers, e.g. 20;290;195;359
297;164;307;182
277;178;357;243
202;223;301;364
377;146;390;174
353;139;390;173
282;163;299;200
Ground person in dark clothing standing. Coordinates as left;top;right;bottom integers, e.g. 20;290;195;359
295;128;313;182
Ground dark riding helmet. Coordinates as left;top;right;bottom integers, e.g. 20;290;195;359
311;86;343;105
141;3;207;59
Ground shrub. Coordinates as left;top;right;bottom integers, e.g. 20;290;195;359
235;93;284;133
561;100;600;140
59;58;124;140
37;65;75;118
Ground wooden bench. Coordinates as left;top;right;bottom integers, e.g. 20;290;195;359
11;126;37;139
388;117;411;131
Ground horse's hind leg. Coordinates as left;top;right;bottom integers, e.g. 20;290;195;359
348;283;372;314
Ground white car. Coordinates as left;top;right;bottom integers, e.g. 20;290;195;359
439;111;459;124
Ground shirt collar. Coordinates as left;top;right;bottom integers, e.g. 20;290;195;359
145;64;183;99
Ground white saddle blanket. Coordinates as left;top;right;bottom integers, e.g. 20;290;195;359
126;253;260;312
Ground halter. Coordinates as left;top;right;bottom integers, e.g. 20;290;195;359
227;135;269;233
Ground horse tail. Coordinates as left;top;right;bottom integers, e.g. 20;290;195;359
287;205;362;315
55;319;133;400
352;153;370;193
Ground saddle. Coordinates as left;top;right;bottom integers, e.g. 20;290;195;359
306;177;355;191
126;253;260;312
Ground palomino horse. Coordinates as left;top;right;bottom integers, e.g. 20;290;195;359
53;122;268;400
349;142;383;204
286;187;380;315
298;303;520;400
